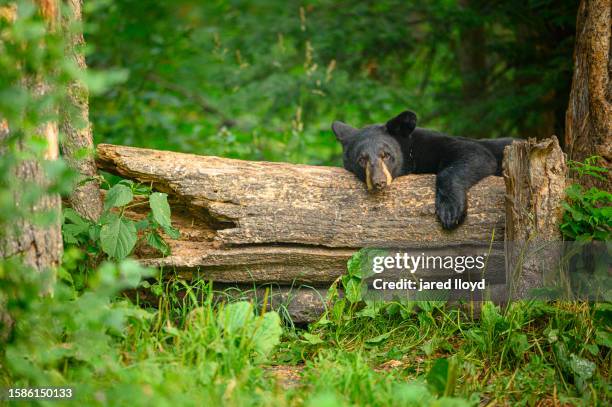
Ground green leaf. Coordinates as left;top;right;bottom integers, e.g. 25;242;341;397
133;183;152;195
595;330;612;348
302;332;324;345
218;302;252;334
149;192;172;227
251;311;282;356
63;208;89;228
347;249;364;279
426;357;458;397
357;302;381;318
146;231;170;256
100;214;137;259
57;267;74;284
569;353;596;379
135;219;150;231
344;277;362;303
104;184;133;209
162;224;180;239
426;358;449;396
332;299;346;321
365;331;390;345
509;332;529;357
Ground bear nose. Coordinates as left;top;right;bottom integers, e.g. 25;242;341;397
373;180;387;190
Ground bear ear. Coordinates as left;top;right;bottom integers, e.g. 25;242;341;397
332;121;358;144
386;110;417;137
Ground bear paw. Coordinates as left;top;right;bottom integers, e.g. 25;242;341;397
435;195;467;230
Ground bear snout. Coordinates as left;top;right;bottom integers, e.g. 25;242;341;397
372;178;389;190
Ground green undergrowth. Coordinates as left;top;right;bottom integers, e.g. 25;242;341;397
1;254;610;406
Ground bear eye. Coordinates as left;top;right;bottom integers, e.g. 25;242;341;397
358;156;368;167
381;151;390;160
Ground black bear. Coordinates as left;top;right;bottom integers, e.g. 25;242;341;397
332;110;514;230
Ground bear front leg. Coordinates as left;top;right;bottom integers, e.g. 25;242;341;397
434;151;497;230
435;167;469;230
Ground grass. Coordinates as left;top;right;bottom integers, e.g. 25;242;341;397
3;255;609;406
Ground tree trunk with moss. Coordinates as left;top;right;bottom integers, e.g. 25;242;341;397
60;0;103;221
565;0;612;189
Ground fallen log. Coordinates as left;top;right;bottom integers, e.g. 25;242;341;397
97;144;506;248
127;284;329;325
97;144;506;285
95;140;566;322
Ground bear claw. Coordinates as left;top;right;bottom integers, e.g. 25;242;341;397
436;199;466;230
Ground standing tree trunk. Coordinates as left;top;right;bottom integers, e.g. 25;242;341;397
503;137;567;300
565;0;612;189
0;0;63;274
0;0;64;342
60;0;103;221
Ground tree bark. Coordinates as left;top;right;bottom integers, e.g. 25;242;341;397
59;0;103;221
0;1;63;274
565;0;612;188
503;137;567;300
97;143;506;285
0;119;63;273
97;144;506;248
1;4;62;340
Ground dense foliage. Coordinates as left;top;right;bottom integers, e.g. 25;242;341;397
86;0;578;165
561;157;612;242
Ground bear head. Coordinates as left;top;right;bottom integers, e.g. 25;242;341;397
332;110;417;191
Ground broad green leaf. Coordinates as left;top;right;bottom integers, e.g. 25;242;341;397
119;259;153;288
302;332;324;345
89;224;101;242
251;311;282;356
62;231;79;245
347;249;364;279
104;184;133;209
569;353;596;379
100;215;137;259
426;358;449;395
149;192;172;227
162;224;180;239
595;330;612;348
62;208;91;243
332;299;346;321
63;208;89;228
344;277;361;303
218;302;252;334
63;223;89;237
146;231;170;256
357;302;380;318
62;224;88;244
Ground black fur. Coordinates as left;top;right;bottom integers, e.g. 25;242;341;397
332;110;515;230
